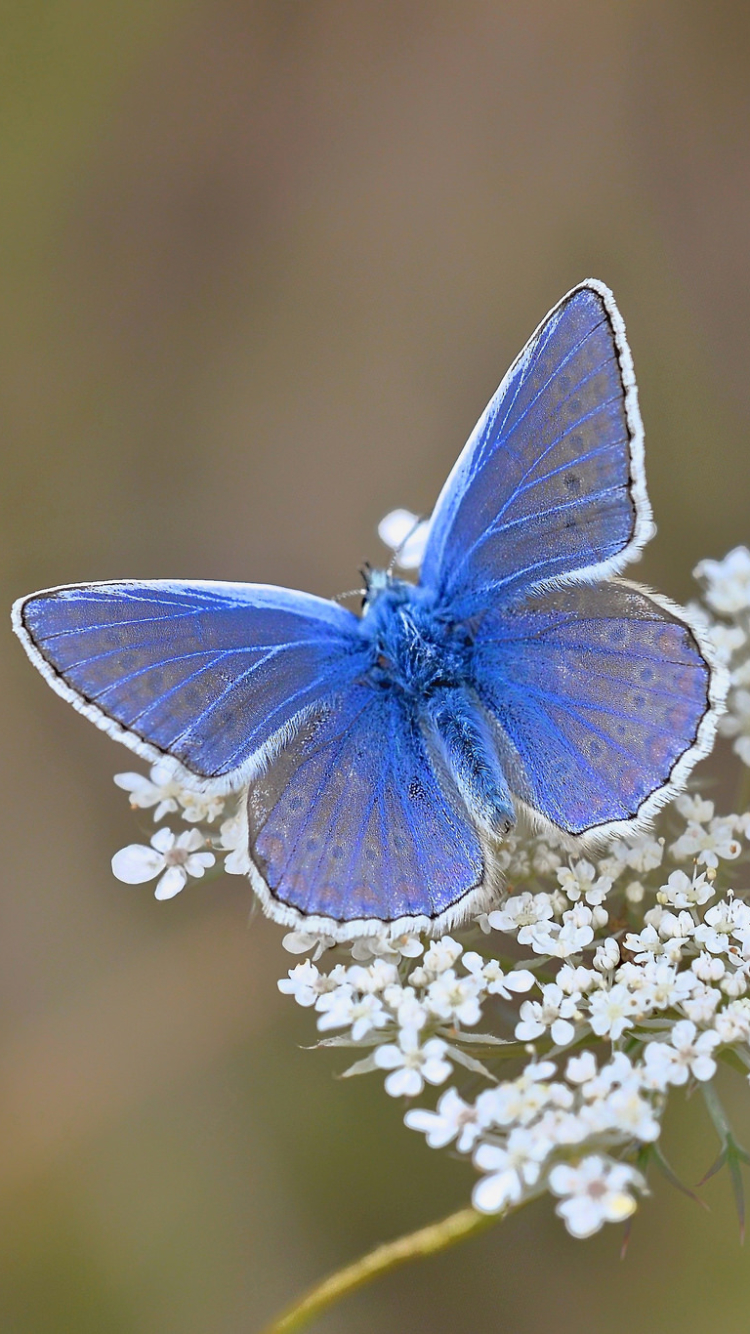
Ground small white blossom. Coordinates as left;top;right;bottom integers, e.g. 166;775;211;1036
625;880;646;905
383;984;429;1034
111;827;215;899
281;930;336;961
714;999;750;1044
426;970;483;1027
658;869;714;910
670;818;742;868
316;988;390;1041
593;938;620;972
548;1156;642;1237
378;508;430;569
515;985;578;1047
420;937;463;976
114;763;184;821
557;861;611;907
374;1033;452;1097
278;960;323;1007
588;984;638;1040
691;952;726;983
218;809;251;875
350;932;424;961
487;893;554;944
462;954;536;999
347;960;399;994
694;546;750;615
472;1128;551;1214
405;1088;484;1152
643;1021;720;1087
615;834;664;875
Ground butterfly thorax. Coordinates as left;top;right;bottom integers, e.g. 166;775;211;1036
360;574;470;700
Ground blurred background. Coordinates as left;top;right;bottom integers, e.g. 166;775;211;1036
2;2;750;1330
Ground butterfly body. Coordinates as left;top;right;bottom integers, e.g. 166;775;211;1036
12;280;726;938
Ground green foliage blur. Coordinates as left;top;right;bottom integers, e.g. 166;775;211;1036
2;3;750;1330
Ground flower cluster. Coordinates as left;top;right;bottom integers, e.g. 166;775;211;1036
693;546;750;767
108;547;750;1244
277;808;750;1237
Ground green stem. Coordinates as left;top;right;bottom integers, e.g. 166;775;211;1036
259;1205;506;1334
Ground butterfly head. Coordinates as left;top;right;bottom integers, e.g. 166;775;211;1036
360;564;411;616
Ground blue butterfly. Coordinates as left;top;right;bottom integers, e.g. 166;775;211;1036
12;281;724;938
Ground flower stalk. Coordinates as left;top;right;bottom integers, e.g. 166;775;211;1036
259;1205;504;1334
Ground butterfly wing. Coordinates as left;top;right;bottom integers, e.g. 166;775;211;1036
244;681;485;929
420;280;652;612
13;580;368;790
471;580;721;839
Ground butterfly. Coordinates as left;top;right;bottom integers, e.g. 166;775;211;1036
12;280;724;939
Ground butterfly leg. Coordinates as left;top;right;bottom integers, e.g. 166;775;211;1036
426;687;516;842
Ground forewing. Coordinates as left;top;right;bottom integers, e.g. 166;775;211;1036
246;683;484;927
471;581;716;837
13;581;367;786
420;281;652;611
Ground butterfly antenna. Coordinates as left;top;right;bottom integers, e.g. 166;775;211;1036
333;587;367;605
387;514;426;575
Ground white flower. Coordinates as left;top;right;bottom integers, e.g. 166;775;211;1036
373;1033;452;1097
426;970;483;1027
658;869;714;910
556;965;599;996
548;1156;642;1237
588;984;638;1040
281;930;336;961
114;763;184;821
218;809;251;874
472;1128;551;1214
691;952;726;983
383;984;429;1034
695;898;750;954
714;999;750;1044
462;953;536;999
675;794;714;824
680;984;722;1025
350;932;423;961
720;689;750;766
637;960;696;1012
625;880;645;905
347;960;399;994
599;1085;660;1143
515;984;578;1047
114;763;225;822
643;1021;720;1088
614;834;664;875
111;827;215;899
670;818;742;868
316;988;390;1041
557;860;611;907
565;1051;597;1084
278;960;323;1007
593;938;620;972
420;936;463;975
405;1088;483;1152
532;842;563;875
480;1061;561;1127
694;546;750;615
487;893;554;943
377;508;431;569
